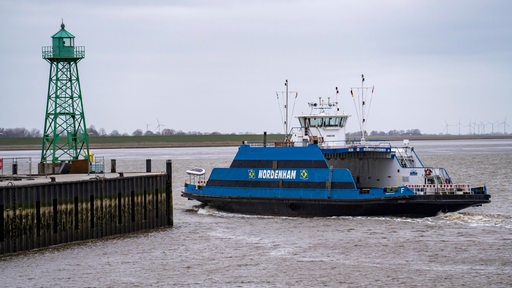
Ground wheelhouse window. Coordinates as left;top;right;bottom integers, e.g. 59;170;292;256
339;116;347;128
299;117;306;128
299;116;347;128
310;117;323;127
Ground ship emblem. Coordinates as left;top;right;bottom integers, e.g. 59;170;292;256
248;169;255;179
300;169;308;180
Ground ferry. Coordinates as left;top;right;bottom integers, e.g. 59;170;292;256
182;78;490;217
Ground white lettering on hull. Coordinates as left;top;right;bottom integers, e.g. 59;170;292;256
257;170;297;180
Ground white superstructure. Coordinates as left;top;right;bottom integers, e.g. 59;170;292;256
289;97;349;147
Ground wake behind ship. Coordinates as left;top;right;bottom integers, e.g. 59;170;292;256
182;78;490;217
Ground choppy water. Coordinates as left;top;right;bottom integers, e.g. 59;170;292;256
1;139;511;287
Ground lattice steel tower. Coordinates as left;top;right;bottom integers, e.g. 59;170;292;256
41;22;89;163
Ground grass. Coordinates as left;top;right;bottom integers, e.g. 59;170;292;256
0;134;286;149
1;133;510;150
0;137;41;146
88;134;284;144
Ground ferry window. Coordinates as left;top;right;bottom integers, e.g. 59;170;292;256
339;117;347;128
310;117;322;127
299;118;306;127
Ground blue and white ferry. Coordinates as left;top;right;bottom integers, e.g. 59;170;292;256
182;79;490;217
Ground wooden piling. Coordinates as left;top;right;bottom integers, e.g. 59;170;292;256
111;159;116;173
146;159;151;173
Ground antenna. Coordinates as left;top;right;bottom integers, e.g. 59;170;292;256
361;75;366;141
350;74;374;142
285;80;289;136
276;80;298;137
332;86;341;112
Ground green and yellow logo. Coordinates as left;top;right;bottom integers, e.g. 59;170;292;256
300;169;308;180
248;169;255;179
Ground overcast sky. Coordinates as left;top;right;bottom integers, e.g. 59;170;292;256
1;0;510;135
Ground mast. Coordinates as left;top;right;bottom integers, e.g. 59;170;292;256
361;74;366;142
276;79;296;138
351;74;374;143
285;79;289;136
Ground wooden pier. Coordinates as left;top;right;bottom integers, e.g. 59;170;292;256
0;160;173;255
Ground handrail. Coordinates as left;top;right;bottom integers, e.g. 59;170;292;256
406;184;473;195
42;46;85;59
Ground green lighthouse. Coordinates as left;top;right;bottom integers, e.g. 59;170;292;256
41;22;89;164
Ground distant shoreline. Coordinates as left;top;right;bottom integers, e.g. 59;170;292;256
1;134;511;151
0;141;245;151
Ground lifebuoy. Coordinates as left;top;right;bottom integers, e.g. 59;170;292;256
424;168;432;177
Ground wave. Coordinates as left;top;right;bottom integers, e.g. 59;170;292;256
195;205;290;219
438;211;512;228
191;205;511;229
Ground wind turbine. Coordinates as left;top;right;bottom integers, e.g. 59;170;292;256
156;119;165;134
501;117;510;134
444;121;454;135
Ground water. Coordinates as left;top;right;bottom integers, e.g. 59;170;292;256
1;139;511;287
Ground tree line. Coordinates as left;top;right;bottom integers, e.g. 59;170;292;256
4;126;508;138
0;127;42;138
346;129;422;137
0;126;236;138
2;126;422;138
87;125;231;137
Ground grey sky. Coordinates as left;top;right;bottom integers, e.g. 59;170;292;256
1;0;510;135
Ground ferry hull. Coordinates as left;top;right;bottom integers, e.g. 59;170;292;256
182;192;490;217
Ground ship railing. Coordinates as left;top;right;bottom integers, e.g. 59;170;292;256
423;167;452;185
406;184;473;195
346;141;392;150
246;139;393;149
243;141;279;147
318;140;350;148
346;139;392;147
185;174;206;187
